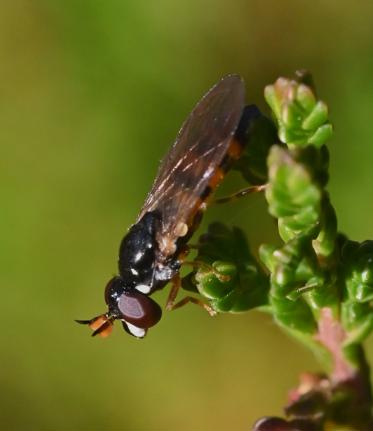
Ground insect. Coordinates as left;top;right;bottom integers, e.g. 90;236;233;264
77;74;261;338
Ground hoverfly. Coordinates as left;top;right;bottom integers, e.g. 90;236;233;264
77;75;261;338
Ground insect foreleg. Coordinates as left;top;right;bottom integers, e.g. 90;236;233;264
165;274;182;311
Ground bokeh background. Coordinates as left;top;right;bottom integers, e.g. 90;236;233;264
2;1;373;430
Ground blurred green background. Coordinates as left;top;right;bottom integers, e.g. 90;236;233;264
2;1;373;430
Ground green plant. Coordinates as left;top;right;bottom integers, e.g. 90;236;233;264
182;71;373;430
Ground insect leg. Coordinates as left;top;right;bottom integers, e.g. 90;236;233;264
183;260;231;282
213;184;267;205
165;274;182;311
169;296;217;316
166;273;217;315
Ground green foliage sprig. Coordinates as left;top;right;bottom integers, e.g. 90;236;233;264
181;72;373;430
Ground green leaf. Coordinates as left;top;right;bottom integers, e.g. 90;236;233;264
342;240;373;303
302;101;328;130
270;295;317;334
261;235;324;298
308;123;333;147
182;223;269;313
313;197;337;257
264;76;333;148
266;145;321;241
342;302;373;345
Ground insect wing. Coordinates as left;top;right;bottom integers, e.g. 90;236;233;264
137;75;245;250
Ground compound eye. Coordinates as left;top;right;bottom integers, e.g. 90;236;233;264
118;291;162;329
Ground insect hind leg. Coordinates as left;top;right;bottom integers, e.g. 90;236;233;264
213;184;267;205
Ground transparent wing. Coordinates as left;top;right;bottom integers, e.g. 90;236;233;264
137;75;245;248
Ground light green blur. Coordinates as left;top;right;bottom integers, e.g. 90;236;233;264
1;1;373;430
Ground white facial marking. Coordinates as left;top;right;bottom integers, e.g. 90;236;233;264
135;284;151;294
124;321;146;338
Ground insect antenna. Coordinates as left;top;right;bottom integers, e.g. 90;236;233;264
75;314;114;338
